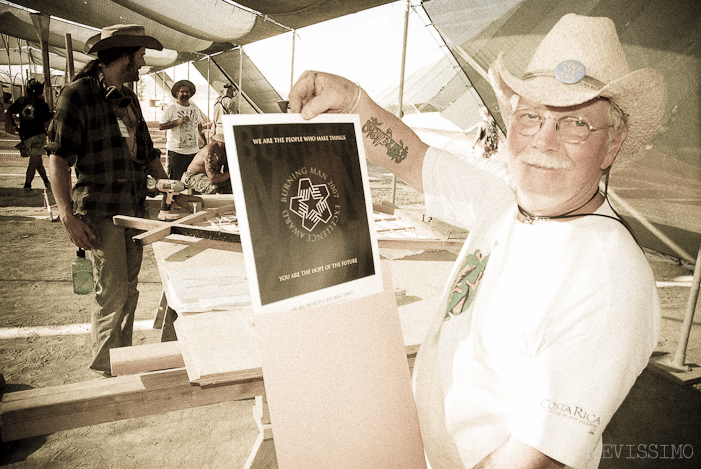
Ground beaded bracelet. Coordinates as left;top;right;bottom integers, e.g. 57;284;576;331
349;81;362;113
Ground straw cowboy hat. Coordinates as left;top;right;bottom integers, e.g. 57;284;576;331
84;24;163;55
489;13;667;163
171;80;196;98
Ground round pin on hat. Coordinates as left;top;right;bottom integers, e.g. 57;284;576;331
554;60;587;84
488;14;668;165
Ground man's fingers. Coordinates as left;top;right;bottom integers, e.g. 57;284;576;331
62;215;95;250
288;70;318;114
300;96;333;120
288;71;358;119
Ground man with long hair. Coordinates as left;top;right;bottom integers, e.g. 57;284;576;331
47;25;199;377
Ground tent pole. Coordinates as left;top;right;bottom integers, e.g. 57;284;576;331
392;0;411;205
64;33;75;83
30;13;53;110
672;244;701;369
17;38;24;99
2;35;13;100
153;72;157;121
207;55;211;131
606;187;693;262
290;30;296;90
238;46;243;112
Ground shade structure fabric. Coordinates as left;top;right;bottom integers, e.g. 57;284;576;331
191;50;283;115
3;0;395;57
412;0;701;258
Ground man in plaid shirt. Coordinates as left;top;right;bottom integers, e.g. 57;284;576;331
48;25;199;377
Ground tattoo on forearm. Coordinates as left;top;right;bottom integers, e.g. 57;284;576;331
362;117;409;163
205;152;218;175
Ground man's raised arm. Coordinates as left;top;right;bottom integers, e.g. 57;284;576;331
288;71;428;192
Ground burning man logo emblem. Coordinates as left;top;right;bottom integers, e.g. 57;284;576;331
289;178;333;232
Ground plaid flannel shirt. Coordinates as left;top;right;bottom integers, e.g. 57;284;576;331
48;71;160;223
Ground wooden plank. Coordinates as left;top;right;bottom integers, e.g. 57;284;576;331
117;208;462;251
130;210;212;244
110;341;185;376
0;368;264;442
117;205;239;246
373;200;396;215
153;290;168;329
113;215;165;231
174;310;261;386
255;260;426;468
378;238;464;251
145;194;236;210
133;224;172;245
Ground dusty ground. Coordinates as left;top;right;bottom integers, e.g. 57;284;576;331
0;147;700;468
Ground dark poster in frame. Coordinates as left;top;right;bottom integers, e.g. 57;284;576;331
223;114;382;314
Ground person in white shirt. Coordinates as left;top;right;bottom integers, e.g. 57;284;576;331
287;13;667;469
158;79;207;220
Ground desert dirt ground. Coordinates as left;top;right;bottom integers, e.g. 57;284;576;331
0;144;700;468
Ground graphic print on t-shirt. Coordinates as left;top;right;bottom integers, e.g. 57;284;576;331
445;249;490;319
20;103;37;121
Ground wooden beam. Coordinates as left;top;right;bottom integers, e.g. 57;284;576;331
116;214;460;251
132;224;173;245
377;238;464;251
0;368;264;442
114;209;241;246
145;194;236;210
110;341;185;376
113;215;165;231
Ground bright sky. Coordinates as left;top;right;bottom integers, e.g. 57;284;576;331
244;2;445;98
172;1;446;101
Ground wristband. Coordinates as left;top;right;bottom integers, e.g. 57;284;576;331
349;81;362;113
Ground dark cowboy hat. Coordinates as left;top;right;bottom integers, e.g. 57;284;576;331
171;80;196;98
84;24;163;55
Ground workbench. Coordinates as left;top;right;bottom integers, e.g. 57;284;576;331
0;203;458;467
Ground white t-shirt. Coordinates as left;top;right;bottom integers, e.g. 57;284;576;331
413;147;660;468
160;102;205;154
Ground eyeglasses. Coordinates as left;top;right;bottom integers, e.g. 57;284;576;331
511;109;613;143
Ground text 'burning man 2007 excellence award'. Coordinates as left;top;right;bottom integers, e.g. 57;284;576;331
223;113;382;314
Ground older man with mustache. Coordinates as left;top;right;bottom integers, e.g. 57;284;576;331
288;13;667;469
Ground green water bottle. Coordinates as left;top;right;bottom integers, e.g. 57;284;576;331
72;249;94;295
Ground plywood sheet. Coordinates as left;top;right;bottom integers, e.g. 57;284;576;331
255;261;427;468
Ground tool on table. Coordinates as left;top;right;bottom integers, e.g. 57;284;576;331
147;175;186;206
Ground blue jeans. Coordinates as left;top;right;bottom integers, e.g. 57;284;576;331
88;218;143;374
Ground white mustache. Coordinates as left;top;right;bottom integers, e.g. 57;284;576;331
517;149;573;170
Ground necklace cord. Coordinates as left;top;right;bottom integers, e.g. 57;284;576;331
517;170;642;251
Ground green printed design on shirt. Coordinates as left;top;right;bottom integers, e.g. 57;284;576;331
445;249;490;318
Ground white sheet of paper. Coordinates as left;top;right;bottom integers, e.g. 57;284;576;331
222;113;382;315
165;264;250;313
